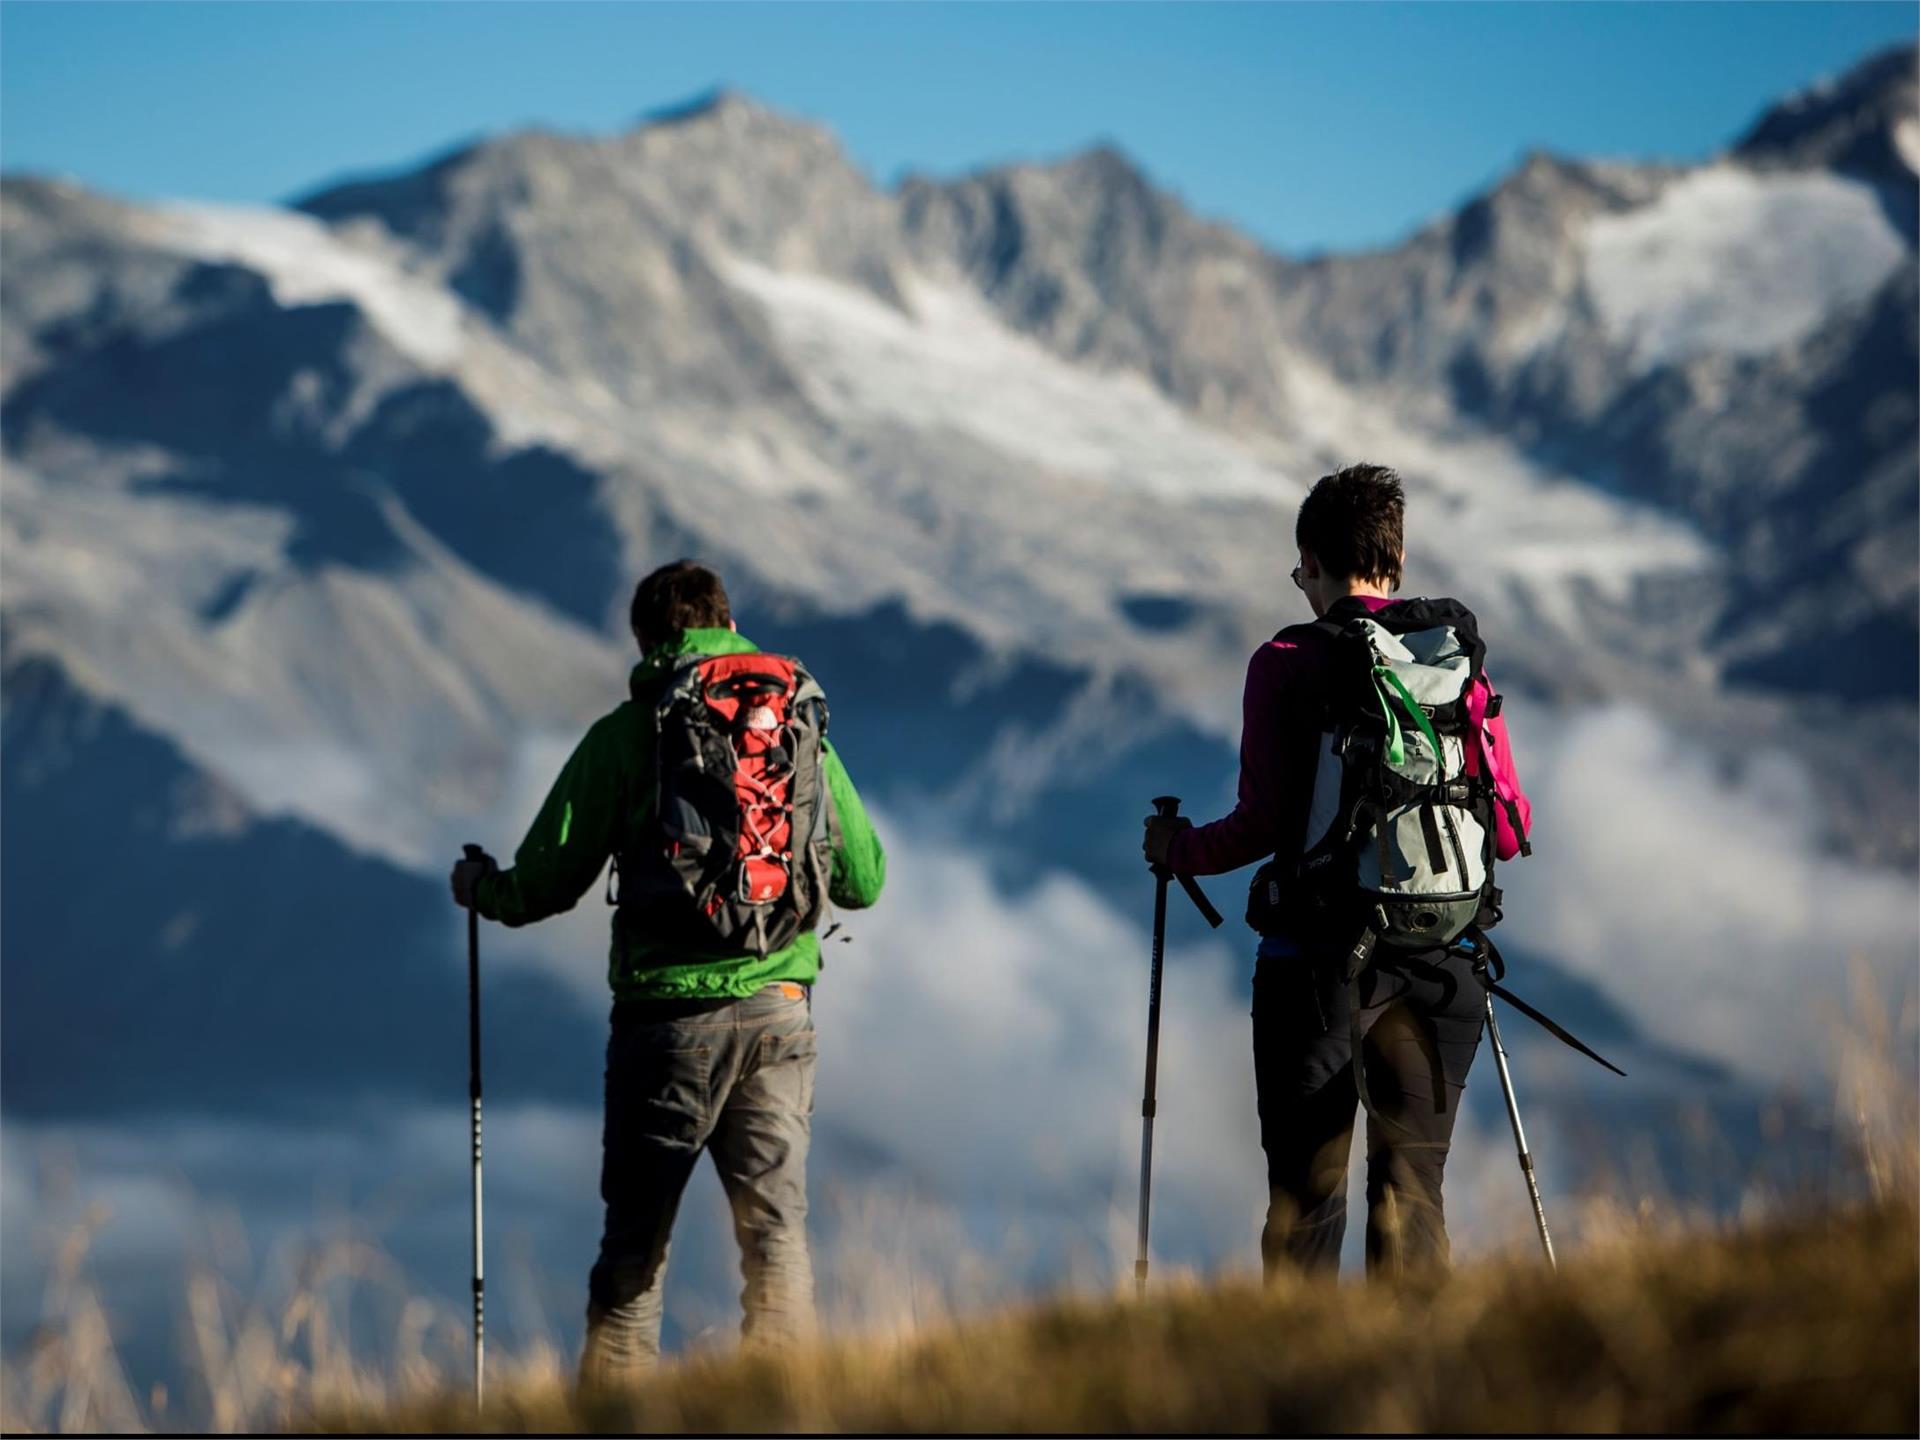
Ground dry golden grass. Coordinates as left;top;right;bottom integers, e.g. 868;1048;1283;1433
8;962;1914;1435
0;1210;520;1436
318;1198;1917;1435
316;962;1920;1435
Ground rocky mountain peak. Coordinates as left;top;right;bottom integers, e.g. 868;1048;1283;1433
292;87;906;405
300;87;856;242
635;85;759;129
619;84;851;164
1733;41;1917;182
898;138;1208;261
897;142;1289;428
1051;141;1157;193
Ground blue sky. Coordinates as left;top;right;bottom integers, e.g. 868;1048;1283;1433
2;2;1914;253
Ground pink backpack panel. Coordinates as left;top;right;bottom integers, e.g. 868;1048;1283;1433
1463;676;1532;861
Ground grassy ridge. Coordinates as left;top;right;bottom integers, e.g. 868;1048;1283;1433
328;1201;1917;1435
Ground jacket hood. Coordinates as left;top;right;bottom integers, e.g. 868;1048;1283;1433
629;627;760;699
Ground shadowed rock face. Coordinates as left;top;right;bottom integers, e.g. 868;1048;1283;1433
1570;263;1919;706
1735;43;1920;189
0;655;606;1122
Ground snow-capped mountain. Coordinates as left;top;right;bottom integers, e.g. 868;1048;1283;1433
2;45;1914;1355
9;49;1914;874
1258;52;1916;711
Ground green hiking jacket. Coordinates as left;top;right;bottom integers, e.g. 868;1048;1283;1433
472;627;886;999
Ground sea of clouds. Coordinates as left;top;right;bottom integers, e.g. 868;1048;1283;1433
4;697;1914;1409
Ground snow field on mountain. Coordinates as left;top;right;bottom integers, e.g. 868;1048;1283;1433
726;253;1712;641
1;460;623;866
153;203;469;368
1582;165;1908;371
722;257;1300;503
1898;115;1920;174
1275;360;1711;626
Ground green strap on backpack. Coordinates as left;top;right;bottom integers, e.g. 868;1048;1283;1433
1372;664;1445;772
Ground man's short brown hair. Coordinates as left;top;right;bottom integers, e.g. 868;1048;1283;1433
1295;464;1405;589
630;560;731;650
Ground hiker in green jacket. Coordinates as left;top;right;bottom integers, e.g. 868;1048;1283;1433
449;560;886;1386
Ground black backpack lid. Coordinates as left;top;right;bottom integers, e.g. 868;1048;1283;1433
1277;596;1485;669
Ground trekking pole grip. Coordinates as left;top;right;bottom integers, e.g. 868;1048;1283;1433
1150;798;1224;929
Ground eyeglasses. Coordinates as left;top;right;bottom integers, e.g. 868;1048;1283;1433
1290;565;1307;591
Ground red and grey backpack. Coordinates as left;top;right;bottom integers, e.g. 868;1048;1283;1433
615;649;837;957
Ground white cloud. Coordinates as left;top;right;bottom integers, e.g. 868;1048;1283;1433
1499;705;1917;1084
814;813;1265;1261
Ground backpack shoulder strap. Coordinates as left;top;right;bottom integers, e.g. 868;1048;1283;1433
642;649;711;701
1271;616;1348;645
1267;616;1360;737
1274;595;1395;645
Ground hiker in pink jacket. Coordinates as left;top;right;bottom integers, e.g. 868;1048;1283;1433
1144;464;1532;1278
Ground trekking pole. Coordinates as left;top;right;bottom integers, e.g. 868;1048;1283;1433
1459;927;1621;1271
1483;989;1555;1268
462;844;486;1408
1135;801;1175;1301
1136;796;1223;1300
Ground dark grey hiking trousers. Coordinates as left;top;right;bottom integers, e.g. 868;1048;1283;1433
579;983;817;1387
1252;941;1484;1278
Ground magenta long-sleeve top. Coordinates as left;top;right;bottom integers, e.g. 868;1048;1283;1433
1167;595;1523;879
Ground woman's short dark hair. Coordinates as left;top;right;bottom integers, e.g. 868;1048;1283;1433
629;560;731;649
1295;464;1405;589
